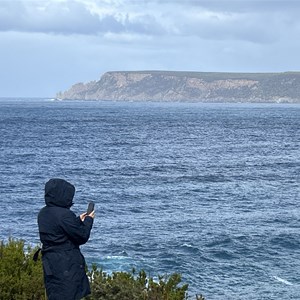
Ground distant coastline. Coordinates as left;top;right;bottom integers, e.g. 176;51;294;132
56;71;300;103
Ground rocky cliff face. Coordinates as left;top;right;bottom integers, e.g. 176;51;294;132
56;71;300;103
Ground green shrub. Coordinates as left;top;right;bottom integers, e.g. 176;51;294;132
0;239;205;300
86;266;193;300
0;238;45;300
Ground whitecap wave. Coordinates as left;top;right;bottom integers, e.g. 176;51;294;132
106;255;129;260
273;276;293;286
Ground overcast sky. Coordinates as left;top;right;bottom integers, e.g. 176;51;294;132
1;0;300;97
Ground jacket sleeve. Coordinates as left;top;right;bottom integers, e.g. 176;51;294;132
60;211;94;245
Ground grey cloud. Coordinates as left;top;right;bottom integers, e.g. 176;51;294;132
175;12;279;44
150;0;300;13
156;0;300;44
0;1;26;31
121;0;300;43
30;1;102;35
125;14;166;35
0;0;299;45
0;0;123;35
0;0;166;36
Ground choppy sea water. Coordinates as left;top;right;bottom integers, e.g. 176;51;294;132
0;98;299;299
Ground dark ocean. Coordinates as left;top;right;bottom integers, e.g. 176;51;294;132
0;98;299;299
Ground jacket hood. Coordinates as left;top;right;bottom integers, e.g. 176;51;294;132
45;178;75;208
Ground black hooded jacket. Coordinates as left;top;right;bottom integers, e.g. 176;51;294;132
38;179;94;300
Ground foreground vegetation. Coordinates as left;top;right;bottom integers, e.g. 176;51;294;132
0;239;204;300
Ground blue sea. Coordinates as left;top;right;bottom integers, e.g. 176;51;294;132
0;98;299;299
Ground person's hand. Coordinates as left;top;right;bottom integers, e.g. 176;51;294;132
80;212;87;222
87;210;95;219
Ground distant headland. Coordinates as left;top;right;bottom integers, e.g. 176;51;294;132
56;71;300;103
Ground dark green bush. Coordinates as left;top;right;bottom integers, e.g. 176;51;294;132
86;266;195;300
0;238;45;300
0;239;204;300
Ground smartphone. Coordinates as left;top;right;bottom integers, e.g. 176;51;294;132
87;201;95;215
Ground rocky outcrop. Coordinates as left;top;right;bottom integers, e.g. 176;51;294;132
56;71;300;103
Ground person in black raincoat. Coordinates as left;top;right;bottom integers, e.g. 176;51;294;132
37;178;95;300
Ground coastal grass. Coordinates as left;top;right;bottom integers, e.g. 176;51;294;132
0;238;205;300
109;70;292;80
